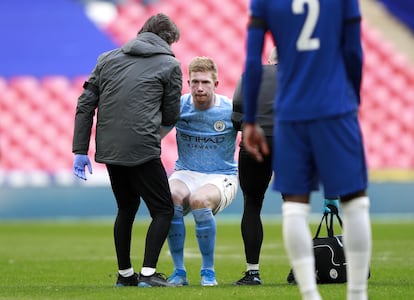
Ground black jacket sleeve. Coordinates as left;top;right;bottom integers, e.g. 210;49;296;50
231;76;243;131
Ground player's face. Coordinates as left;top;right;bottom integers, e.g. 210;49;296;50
189;71;218;110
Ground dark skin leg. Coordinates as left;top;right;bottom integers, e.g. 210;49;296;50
282;190;366;204
282;194;310;203
340;190;366;203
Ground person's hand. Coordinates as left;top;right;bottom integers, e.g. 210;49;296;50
73;154;92;180
324;199;339;214
242;123;269;162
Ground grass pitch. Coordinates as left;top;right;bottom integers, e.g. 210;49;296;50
0;218;413;299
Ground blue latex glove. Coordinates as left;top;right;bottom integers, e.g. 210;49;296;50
73;154;92;180
324;199;339;214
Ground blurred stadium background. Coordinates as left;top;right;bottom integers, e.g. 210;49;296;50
0;0;413;219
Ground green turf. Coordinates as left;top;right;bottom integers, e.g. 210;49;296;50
0;218;413;299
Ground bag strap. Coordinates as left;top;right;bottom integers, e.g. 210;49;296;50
314;213;327;238
314;204;343;238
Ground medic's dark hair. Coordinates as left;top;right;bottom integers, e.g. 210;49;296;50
138;13;180;45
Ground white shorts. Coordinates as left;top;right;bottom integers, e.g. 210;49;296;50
169;170;238;215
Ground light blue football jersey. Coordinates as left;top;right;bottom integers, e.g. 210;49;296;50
174;94;238;175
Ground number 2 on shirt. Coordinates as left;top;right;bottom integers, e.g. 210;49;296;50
292;0;320;51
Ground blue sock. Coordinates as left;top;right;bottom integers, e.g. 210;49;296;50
167;205;185;270
192;208;216;270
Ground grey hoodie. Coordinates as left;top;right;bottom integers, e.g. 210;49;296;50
73;32;182;166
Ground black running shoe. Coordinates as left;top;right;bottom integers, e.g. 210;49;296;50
286;269;296;284
115;272;139;287
138;272;175;287
233;270;262;285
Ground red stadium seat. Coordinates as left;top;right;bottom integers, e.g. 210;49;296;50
41;76;71;99
9;76;40;96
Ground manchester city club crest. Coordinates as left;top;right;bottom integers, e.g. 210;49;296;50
214;120;225;132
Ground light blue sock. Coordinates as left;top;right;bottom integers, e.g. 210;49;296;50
192;208;216;270
167;205;186;270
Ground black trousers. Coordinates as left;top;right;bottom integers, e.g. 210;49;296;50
106;158;174;270
238;136;273;264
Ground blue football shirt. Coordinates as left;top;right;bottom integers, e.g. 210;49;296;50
244;0;362;122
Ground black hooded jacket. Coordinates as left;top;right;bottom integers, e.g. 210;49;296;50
232;64;277;137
